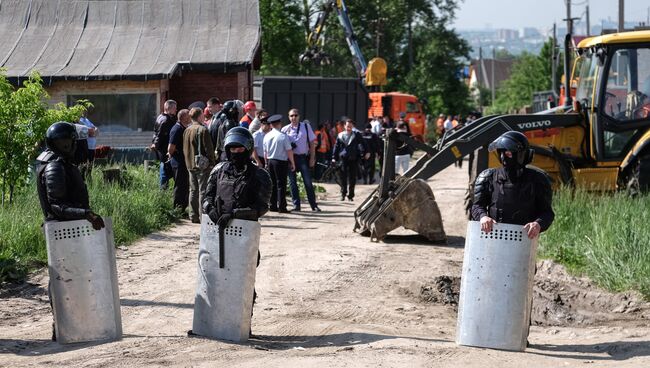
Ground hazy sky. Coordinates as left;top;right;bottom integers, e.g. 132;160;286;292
453;0;650;31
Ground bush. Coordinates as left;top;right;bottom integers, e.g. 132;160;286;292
539;187;650;298
0;165;180;283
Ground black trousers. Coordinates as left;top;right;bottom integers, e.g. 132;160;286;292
171;158;189;212
340;159;358;199
362;154;376;183
268;159;289;211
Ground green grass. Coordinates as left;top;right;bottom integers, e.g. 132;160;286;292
539;186;650;298
0;165;180;283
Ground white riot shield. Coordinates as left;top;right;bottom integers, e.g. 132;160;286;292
456;221;538;351
192;215;261;342
44;218;122;344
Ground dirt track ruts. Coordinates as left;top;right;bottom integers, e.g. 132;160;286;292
2;162;650;367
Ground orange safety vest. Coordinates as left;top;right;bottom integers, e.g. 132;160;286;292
315;128;331;153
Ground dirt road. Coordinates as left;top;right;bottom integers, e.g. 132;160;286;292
2;163;650;367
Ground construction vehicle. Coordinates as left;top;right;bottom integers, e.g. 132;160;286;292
300;0;427;140
355;30;650;241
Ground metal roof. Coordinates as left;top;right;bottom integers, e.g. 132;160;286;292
577;30;650;49
0;0;260;81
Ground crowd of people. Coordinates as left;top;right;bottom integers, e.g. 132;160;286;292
150;98;423;220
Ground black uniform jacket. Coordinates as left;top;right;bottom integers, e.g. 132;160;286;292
471;166;554;231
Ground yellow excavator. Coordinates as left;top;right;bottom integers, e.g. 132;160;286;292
354;29;650;242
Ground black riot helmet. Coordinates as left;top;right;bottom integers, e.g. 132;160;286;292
222;100;240;121
224;127;254;156
488;131;534;167
46;121;78;159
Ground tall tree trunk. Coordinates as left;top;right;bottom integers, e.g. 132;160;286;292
407;17;413;71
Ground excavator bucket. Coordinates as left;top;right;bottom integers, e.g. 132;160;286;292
354;175;446;242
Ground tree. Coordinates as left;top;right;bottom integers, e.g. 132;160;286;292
487;38;561;114
0;71;89;205
403;24;473;115
258;0;471;113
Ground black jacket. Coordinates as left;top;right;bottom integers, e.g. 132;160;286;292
203;161;272;221
361;130;381;155
332;131;367;162
36;150;91;221
471;167;554;231
152;113;177;159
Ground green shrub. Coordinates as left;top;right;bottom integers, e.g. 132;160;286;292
0;164;180;283
540;187;650;298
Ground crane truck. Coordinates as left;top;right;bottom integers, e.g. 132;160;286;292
355;30;650;242
300;0;427;141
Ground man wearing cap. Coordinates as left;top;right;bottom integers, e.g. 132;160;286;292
252;114;273;168
282;108;321;212
264;115;295;213
240;101;256;129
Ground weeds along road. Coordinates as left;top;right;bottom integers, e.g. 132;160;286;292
2;162;650;367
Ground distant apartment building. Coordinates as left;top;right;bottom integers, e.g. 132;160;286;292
496;29;519;41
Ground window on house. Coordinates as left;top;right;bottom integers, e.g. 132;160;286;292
67;93;158;132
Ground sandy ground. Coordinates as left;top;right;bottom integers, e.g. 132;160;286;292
2;162;650;367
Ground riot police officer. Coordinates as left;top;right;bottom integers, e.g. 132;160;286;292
37;121;105;230
471;131;554;239
204;126;271;225
202;127;271;336
36;121;106;341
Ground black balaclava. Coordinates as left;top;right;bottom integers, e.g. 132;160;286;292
230;151;249;169
499;150;524;180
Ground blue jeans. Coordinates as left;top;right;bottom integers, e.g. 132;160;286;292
159;161;172;189
288;154;317;209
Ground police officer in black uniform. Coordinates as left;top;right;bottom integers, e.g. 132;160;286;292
213;100;242;163
202;127;271;335
204;126;272;225
36;121;105;341
471;131;554;239
37;122;105;230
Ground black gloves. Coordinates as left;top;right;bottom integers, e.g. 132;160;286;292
217;213;233;228
208;209;220;224
208;209;232;227
86;211;105;230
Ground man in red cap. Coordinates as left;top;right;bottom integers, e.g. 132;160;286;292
240;101;256;129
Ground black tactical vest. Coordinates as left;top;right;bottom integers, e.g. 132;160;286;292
36;151;90;221
488;168;537;226
216;162;257;215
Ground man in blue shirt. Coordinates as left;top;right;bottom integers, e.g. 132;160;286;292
281;109;320;212
168;109;191;214
264;115;295;213
252;115;272;168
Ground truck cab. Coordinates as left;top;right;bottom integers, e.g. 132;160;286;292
368;92;426;141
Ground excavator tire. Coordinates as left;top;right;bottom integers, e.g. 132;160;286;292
627;154;650;195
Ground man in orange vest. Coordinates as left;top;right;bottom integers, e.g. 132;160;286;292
314;122;331;181
240;101;256;129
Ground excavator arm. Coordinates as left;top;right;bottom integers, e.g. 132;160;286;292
354;112;583;242
300;0;368;78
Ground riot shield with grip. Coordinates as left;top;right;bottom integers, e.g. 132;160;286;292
44;218;122;344
192;215;261;342
456;221;538;351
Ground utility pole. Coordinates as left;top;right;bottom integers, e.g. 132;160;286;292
491;47;495;105
478;47;482;89
586;5;590;36
618;0;624;32
552;23;557;95
566;0;572;35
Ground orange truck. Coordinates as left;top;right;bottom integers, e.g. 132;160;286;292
368;92;427;141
